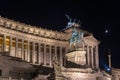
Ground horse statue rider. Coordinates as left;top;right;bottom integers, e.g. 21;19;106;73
69;28;84;49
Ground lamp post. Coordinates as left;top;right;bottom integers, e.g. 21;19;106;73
108;49;111;68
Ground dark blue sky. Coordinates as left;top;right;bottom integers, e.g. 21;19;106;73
0;0;120;68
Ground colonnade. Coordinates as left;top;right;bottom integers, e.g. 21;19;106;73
0;34;99;69
85;45;99;69
0;34;66;67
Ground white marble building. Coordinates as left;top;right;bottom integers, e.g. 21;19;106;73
0;16;114;80
111;68;120;80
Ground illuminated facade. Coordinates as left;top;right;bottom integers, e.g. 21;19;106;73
111;68;120;80
0;16;113;80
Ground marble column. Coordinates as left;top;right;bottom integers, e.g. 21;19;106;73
33;42;35;63
27;41;30;62
21;39;24;60
89;46;92;67
91;46;94;68
60;46;63;66
15;38;18;57
3;34;6;52
95;45;99;69
44;44;46;65
38;43;40;64
55;46;57;59
64;47;67;67
87;45;90;67
23;42;27;61
9;36;12;56
49;45;52;66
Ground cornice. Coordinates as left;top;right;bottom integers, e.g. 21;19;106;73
112;68;120;72
84;35;100;45
0;27;68;46
0;16;67;41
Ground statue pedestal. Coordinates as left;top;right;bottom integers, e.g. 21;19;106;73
54;77;67;80
48;70;67;80
66;50;86;65
48;76;67;80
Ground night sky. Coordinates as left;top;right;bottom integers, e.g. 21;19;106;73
0;0;120;69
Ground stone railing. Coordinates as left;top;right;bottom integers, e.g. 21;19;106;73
0;77;23;80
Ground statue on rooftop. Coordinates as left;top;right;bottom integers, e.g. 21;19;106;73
65;14;72;22
65;14;80;28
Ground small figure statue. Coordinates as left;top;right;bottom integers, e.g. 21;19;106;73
52;57;63;77
65;14;80;29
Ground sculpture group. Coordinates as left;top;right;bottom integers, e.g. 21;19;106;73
69;28;84;49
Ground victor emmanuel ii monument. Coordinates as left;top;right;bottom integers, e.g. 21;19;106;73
0;15;119;80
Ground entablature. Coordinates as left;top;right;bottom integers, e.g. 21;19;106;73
0;26;68;47
0;16;67;41
83;35;100;46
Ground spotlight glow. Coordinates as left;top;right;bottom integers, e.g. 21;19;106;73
103;64;111;71
107;68;110;71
